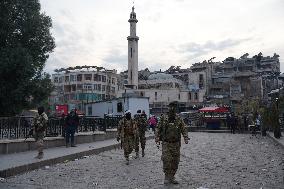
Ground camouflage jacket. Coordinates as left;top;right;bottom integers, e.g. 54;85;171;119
134;114;148;133
117;117;138;140
32;112;48;133
155;114;188;142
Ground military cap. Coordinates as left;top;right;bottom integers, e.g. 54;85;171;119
168;101;178;108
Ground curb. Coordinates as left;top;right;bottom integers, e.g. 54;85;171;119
267;132;284;150
0;135;155;178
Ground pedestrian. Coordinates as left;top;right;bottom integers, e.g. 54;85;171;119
255;114;261;134
65;108;79;147
117;110;139;165
134;110;148;157
148;115;157;133
32;106;48;159
242;114;248;132
155;102;189;185
226;113;231;130
60;112;66;137
230;114;236;134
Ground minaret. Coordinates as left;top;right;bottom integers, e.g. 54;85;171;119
127;6;139;89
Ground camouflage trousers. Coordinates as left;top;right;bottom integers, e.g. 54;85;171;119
34;132;44;153
161;142;181;179
135;132;146;151
122;135;138;158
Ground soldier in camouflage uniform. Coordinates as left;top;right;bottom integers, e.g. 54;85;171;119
32;106;48;159
134;110;148;157
155;102;189;185
117;110;139;165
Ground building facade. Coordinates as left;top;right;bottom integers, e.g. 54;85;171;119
49;67;121;113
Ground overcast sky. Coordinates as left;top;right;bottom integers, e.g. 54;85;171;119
40;0;284;74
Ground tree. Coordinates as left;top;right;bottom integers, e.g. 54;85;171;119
0;0;55;116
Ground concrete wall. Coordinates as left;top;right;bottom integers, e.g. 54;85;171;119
0;130;117;155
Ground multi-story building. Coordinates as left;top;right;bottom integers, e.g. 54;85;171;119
207;53;280;106
49;66;121;113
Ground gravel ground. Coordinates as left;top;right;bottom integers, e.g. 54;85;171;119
0;132;283;189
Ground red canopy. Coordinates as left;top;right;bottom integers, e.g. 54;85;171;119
198;107;229;113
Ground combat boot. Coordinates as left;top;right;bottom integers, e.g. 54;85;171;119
36;152;44;159
170;177;179;184
135;151;139;159
164;175;170;185
142;149;145;157
126;157;129;165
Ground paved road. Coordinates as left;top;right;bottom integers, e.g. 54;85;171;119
0;133;283;189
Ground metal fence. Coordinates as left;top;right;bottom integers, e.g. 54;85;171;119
0;115;122;140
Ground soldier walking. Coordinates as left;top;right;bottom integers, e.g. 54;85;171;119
32;106;48;159
155;102;189;185
134;110;148;157
117;110;139;165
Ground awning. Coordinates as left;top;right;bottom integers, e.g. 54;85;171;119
198;107;229;113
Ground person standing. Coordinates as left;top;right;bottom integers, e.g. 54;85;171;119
149;115;157;133
32;106;48;159
230;113;236;134
65;109;79;147
134;110;148;157
117;110;139;165
155;102;189;185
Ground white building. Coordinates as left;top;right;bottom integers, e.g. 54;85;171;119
85;97;149;118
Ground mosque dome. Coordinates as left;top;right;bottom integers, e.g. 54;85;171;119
148;73;174;80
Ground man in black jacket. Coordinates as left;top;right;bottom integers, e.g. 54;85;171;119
65;109;79;147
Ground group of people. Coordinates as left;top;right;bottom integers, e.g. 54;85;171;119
117;102;189;185
226;112;262;135
31;102;189;185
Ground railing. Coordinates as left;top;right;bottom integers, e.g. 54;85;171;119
0;115;122;140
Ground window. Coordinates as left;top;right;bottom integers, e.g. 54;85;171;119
83;84;92;90
199;74;204;88
131;48;133;58
106;86;110;92
178;94;180;100
54;77;58;83
111;87;115;93
117;102;122;112
112;78;116;84
85;74;92;81
72;85;76;91
70;75;76;82
94;74;102;81
88;106;92;115
59;77;63;83
195;92;198;100
97;84;101;91
155;92;157;100
188;92;192;100
65;76;69;82
102;85;106;91
102;75;106;82
77;84;82;90
77;74;82;82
